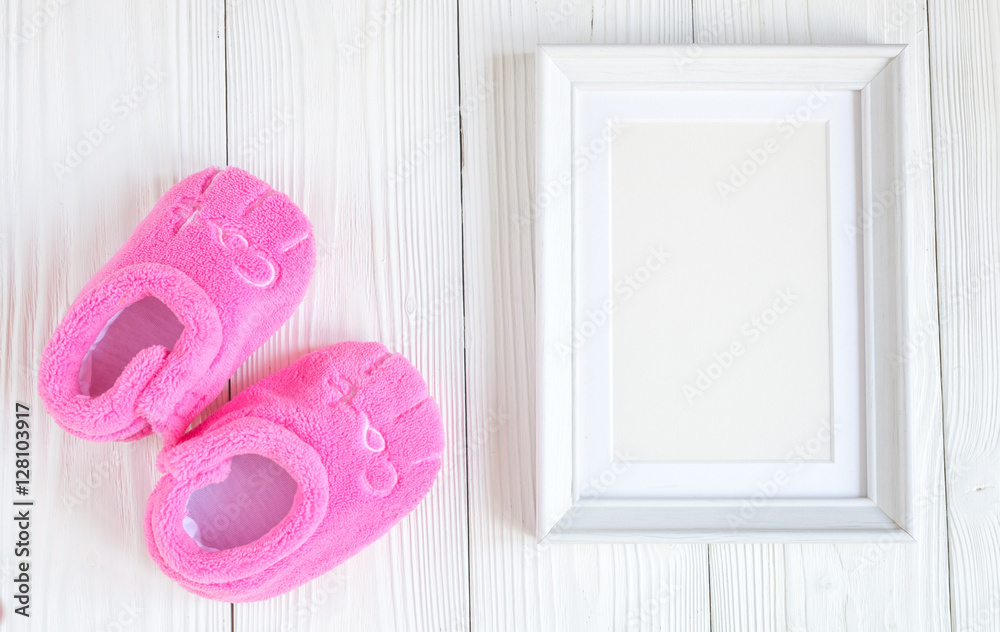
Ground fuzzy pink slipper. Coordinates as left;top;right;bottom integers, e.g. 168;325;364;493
38;167;316;444
144;342;444;602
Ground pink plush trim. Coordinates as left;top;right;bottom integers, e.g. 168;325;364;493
38;166;316;443
148;416;329;583
144;342;445;602
38;263;223;442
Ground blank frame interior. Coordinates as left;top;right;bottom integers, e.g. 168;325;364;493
610;119;833;462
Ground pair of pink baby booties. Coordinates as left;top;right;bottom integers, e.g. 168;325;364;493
38;167;444;602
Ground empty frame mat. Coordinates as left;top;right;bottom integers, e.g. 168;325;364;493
612;120;831;461
573;89;866;498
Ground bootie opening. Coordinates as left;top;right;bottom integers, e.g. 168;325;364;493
78;296;184;397
183;454;298;551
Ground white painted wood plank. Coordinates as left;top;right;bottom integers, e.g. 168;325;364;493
0;0;229;630
709;545;787;632
459;0;710;630
928;1;1000;630
692;0;950;630
223;1;468;630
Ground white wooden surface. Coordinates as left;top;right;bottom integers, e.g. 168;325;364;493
0;1;231;630
929;1;1000;631
0;1;994;631
223;1;468;631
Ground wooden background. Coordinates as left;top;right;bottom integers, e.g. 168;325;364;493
0;0;995;630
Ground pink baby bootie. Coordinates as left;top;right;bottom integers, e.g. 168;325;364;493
38;167;316;444
144;342;444;601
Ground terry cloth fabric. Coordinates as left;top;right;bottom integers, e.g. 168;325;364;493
38;167;316;445
144;342;444;602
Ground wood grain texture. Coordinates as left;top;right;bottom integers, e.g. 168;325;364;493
928;1;1000;630
2;0;997;629
709;545;787;631
0;1;229;631
692;0;950;630
223;1;468;631
458;0;710;630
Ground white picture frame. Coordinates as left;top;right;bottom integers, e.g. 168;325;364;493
535;44;916;542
